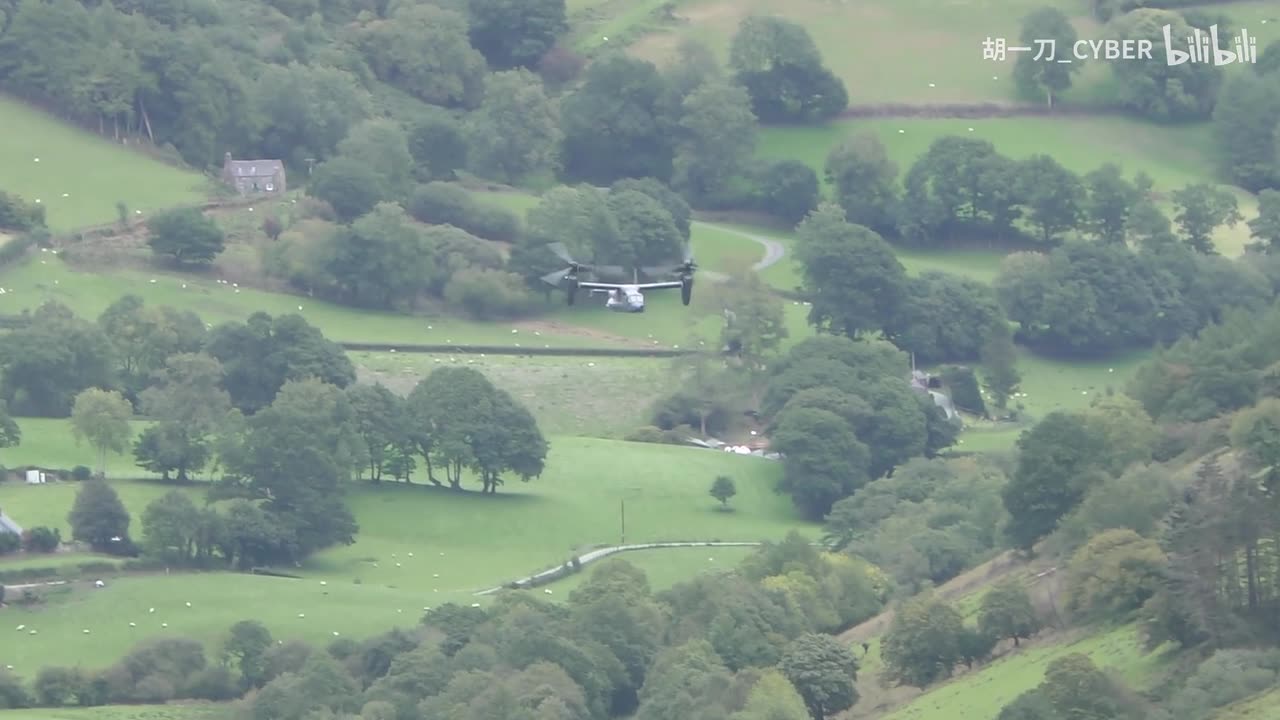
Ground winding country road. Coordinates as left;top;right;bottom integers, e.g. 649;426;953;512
694;222;788;282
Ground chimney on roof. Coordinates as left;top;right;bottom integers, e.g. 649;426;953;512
224;151;232;164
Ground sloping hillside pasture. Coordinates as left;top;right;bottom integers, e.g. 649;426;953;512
0;572;457;675
626;0;1278;106
2;417;154;478
757;116;1257;256
0;95;210;231
0;253;644;348
0;437;802;672
1213;688;1280;718
0;705;233;720
352;351;680;437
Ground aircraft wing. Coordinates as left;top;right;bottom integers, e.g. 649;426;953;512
632;282;684;290
576;281;625;290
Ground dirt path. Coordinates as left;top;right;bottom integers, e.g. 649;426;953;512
694;221;788;283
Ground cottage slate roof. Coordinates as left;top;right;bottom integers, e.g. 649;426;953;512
0;511;21;535
227;159;285;178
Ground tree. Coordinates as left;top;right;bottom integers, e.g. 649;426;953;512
710;475;737;509
895;272;1005;364
605;190;684;269
408;112;468;181
753;160;820;224
1212;69;1280;192
716;270;789;373
141;490;203;563
824;132;899;236
221;379;361;559
335;119;414;198
794;203;908;339
881;594;964;687
771;406;871;520
731;670;810;720
0;400;19;461
979;580;1040;647
778;634;859;720
1247;189;1280;253
467;0;567;69
1013;7;1081;107
68;479;131;551
223;620;274;690
346;383;410;482
1018;155;1084;243
98;295;206;403
145;207;225;265
70;388;132;476
205;312;355;415
1001;412;1109;551
1039;654;1136;719
728;16;847;123
1109;9;1223;121
672;79;757;201
134;353;231;481
980;322;1020;410
358;4;485;109
901;136;1017;244
561;55;675;184
1171;183;1243;254
1065;528;1168;618
308;156;388;222
321;203;434;309
466;68;563;184
24;526;61;553
0;302;116;417
1083;164;1141;244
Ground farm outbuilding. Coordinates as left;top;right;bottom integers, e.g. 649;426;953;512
25;469;46;484
221;152;286;195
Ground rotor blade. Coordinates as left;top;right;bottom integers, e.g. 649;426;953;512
641;264;678;277
540;268;570;286
546;242;576;265
683;243;694;264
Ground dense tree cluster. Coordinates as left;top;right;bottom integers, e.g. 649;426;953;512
823;456;1009;592
0;297;547;566
762;335;960;519
806;134;1278;360
0;0;835;225
5;535;884;720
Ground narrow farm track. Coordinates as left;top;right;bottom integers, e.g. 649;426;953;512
695;221;787;283
474;540;766;595
835;102;1130;120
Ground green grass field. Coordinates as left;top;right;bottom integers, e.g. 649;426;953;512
0;705;233;720
1;436;804;672
2;418;153;477
876;624;1171;720
627;0;1278;107
0;95;210;232
352;351;682;437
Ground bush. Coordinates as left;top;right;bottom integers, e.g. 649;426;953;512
537;46;586;87
443;268;537;319
71;465;92;481
0;190;46;232
24;526;60;553
0;666;30;708
406;182;521;242
0;532;19;555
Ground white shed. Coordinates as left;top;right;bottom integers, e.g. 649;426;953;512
25;470;46;484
